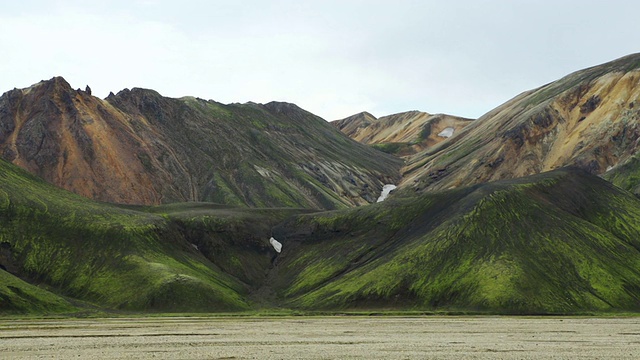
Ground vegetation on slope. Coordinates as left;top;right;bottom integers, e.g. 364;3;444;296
332;110;473;156
603;154;640;196
271;168;640;314
0;269;77;314
3;154;640;315
0;158;274;313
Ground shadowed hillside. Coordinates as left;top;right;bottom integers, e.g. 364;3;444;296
4;153;640;314
0;158;301;313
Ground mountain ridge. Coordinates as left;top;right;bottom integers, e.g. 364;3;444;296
332;110;474;156
0;77;402;209
3;53;640;315
397;52;640;194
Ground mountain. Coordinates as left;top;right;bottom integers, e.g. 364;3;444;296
4;54;640;315
332;111;474;156
400;53;640;194
0;156;306;313
271;167;640;313
0;77;402;209
4;152;640;314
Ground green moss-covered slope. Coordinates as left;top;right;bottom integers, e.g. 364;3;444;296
0;158;271;313
271;167;640;314
603;154;640;196
3;153;640;315
0;269;77;314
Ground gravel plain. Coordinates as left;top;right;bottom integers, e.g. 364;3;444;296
1;316;639;359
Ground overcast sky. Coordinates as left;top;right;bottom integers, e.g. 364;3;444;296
2;0;639;120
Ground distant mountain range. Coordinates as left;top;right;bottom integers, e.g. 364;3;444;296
332;110;474;156
3;53;640;315
332;54;640;197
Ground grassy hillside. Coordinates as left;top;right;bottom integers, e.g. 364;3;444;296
602;154;640;196
0;158;281;313
271;168;640;314
0;269;77;314
3;153;640;314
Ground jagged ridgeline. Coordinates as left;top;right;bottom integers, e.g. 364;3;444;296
0;78;402;209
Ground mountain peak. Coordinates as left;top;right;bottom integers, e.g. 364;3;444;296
18;76;74;96
47;75;71;86
262;101;306;115
0;79;401;208
403;52;640;195
261;101;324;123
333;109;473;156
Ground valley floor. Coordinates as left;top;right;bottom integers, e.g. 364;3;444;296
1;316;639;359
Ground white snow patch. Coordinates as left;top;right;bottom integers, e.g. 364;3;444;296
191;243;199;251
437;127;455;138
377;184;397;202
269;237;282;253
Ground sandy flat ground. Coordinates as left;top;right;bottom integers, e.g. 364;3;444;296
1;316;639;359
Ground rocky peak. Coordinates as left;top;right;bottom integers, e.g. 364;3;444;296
262;101;307;117
41;76;73;94
331;111;378;133
262;101;321;123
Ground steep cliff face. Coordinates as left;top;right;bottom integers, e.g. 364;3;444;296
401;53;640;194
332;110;474;156
0;77;162;204
0;77;402;208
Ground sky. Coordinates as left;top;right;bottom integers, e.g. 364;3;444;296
1;0;640;121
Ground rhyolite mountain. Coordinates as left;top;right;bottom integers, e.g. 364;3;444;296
4;53;640;315
0;77;402;209
332;110;474;156
2;155;640;314
399;53;640;194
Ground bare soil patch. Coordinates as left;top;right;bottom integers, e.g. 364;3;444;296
1;316;639;359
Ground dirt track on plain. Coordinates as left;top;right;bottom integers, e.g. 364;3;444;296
1;316;639;359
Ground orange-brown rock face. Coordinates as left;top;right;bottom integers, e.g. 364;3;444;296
0;77;402;208
402;53;640;193
0;77;164;204
332;110;474;156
